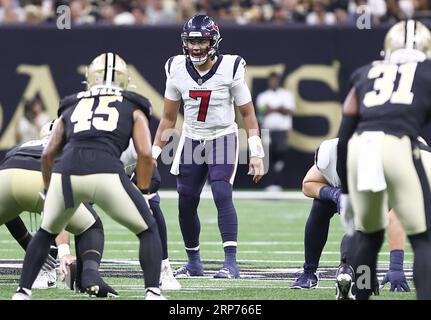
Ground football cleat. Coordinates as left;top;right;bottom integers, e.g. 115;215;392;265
81;270;119;298
32;269;57;289
173;264;204;278
335;264;355;300
145;288;167;300
12;287;31;300
160;261;182;290
213;266;240;279
290;270;319;289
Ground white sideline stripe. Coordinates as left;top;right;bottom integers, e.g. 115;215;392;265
158;190;308;200
0;240;356;246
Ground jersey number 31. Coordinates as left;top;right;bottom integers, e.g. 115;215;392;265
71;96;121;133
363;62;417;107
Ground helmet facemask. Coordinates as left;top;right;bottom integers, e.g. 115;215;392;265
181;15;222;67
182;33;221;66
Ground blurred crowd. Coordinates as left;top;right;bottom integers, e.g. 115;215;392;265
0;0;430;26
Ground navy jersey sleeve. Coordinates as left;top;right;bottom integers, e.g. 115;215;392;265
122;91;152;120
58;94;80;117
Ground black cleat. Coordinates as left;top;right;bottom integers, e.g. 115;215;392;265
81;270;119;298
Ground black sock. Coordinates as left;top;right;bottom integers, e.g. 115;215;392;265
351;230;384;300
409;229;431;300
137;227;162;288
303;199;337;272
340;234;352;264
5;217;32;251
75;218;104;286
19;228;56;290
150;199;168;260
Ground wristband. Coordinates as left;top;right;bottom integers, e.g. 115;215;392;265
58;243;71;260
248;136;265;158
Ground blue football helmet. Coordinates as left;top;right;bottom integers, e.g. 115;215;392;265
181;14;222;66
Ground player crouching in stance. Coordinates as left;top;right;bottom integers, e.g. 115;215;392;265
291;138;410;299
337;20;431;300
12;53;164;300
1;120;116;297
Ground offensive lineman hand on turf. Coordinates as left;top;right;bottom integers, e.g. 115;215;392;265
339;194;355;236
59;255;76;280
380;270;411;292
248;157;264;183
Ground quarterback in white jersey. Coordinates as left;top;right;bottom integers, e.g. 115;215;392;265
152;14;264;279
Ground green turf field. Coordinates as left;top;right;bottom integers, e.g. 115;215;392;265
0;197;416;300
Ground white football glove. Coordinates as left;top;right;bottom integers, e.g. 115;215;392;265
339;193;355;236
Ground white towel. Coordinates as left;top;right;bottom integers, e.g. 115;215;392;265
170;132;186;176
357;131;387;192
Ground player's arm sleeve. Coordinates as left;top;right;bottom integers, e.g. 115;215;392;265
231;58;252;106
164;58;181;101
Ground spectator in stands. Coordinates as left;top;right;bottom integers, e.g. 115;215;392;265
112;0;136;24
413;0;431;20
16;95;52;144
176;0;197;22
146;0;176;24
306;0;336;25
256;72;295;191
0;0;25;23
347;0;387;25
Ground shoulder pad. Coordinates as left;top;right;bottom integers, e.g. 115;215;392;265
58;93;80;117
122;91;152;119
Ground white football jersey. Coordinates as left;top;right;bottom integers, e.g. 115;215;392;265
315;138;341;188
164;54;251;140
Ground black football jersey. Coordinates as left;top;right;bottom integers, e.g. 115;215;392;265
54;87;152;175
351;59;431;138
0;140;44;171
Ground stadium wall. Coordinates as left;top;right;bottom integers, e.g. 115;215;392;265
0;25;408;188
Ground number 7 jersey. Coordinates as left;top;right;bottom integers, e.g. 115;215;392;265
351;59;431;138
164;54;251;140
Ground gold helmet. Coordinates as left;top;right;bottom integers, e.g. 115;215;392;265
39;119;59;140
85;52;130;90
384;20;431;61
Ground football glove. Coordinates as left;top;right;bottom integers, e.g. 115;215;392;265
380;270;410;292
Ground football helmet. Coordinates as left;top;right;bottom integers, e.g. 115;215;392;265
39;119;58;140
85;52;130;90
181;14;222;66
383;20;431;62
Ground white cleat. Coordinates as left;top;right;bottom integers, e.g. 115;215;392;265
32;269;57;289
12;288;31;300
160;260;182;291
145;288;167;300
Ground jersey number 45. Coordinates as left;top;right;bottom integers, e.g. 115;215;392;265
71;96;122;133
